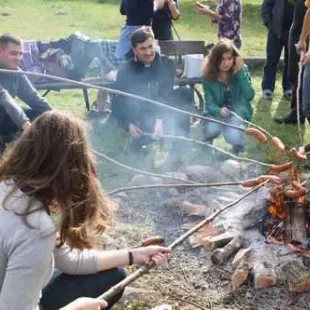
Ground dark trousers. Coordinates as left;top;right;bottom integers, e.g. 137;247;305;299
40;268;126;310
262;30;290;92
0;107;44;145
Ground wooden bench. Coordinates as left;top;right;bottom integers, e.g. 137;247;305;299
158;40;211;111
35;77;114;111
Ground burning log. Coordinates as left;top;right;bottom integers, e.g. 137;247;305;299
284;201;308;245
202;231;236;250
188;224;225;248
211;235;244;265
231;261;251;288
232;247;252;267
252;262;277;289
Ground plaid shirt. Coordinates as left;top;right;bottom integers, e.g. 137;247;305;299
216;0;242;42
99;40;125;73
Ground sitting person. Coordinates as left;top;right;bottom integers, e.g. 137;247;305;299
112;27;193;148
152;0;180;40
0;111;169;310
202;40;255;154
0;33;52;151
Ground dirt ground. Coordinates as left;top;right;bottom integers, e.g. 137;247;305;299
102;186;310;310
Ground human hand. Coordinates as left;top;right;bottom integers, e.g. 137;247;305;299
220;107;231;117
60;297;107;310
131;246;170;265
303;51;310;65
195;2;210;13
296;40;307;54
21;121;31;131
153;119;163;139
234;56;244;72
129;123;143;138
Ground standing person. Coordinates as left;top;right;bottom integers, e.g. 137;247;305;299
261;0;294;100
274;0;307;124
115;0;165;60
0;33;52;150
152;0;180;41
202;40;255;154
0;111;170;310
297;1;310;122
195;0;242;49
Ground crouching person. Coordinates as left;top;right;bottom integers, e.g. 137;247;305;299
0;111;169;310
202;40;255;154
112;27;193;149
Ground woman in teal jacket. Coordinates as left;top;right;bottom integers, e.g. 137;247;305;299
202;40;255;153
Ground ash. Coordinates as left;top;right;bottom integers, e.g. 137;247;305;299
104;160;310;310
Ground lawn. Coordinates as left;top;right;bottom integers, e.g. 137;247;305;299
0;0;305;188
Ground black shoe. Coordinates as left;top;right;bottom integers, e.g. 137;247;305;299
274;112;305;125
231;145;244;155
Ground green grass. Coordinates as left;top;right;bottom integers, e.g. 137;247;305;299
0;0;306;188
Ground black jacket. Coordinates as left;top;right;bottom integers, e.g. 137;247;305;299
261;0;294;39
112;53;175;130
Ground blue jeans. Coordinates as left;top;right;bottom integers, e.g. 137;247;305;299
262;30;290;92
203;115;246;148
302;64;310;119
40;268;126;310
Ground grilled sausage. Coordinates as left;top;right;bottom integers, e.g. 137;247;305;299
244;128;268;145
257;175;282;184
271;136;286;152
268;162;293;173
240;178;260;187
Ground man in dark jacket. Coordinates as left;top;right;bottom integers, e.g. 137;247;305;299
261;0;294;100
274;0;307;124
0;34;52;149
112;27;191;147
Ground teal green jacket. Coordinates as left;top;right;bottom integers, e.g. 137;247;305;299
202;67;255;121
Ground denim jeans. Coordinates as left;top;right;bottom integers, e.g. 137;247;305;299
40;268;126;310
262;30;290;92
302;64;310;119
203;115;246;148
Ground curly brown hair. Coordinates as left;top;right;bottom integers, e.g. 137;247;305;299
203;39;240;81
0;111;114;249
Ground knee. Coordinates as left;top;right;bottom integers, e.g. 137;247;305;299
224;131;244;147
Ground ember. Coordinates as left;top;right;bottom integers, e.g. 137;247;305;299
264;166;309;253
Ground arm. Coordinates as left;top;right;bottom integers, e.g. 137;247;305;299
261;0;274;29
55;244;169;274
168;0;180;20
203;80;221;117
0;87;30;129
112;68;139;128
234;66;255;102
17;74;52;114
0;228;55;309
196;3;219;20
297;9;310;53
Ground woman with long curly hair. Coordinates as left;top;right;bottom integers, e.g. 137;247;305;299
0;111;169;310
202;40;255;154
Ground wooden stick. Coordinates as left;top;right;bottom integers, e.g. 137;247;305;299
93;150;199;185
144;133;272;167
107;181;242;195
97;181;268;301
230;111;273;139
0;68;245;132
